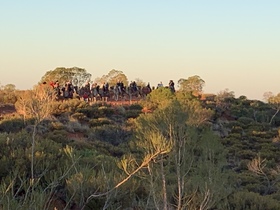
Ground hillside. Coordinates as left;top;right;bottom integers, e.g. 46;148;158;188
0;88;280;210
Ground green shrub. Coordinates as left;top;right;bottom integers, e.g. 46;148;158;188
97;105;115;116
71;112;89;122
88;124;132;146
45;130;70;144
51;99;88;115
125;109;142;119
89;117;112;127
128;103;143;110
0;118;25;133
50;121;65;130
238;117;254;127
66;121;89;133
228;191;280;210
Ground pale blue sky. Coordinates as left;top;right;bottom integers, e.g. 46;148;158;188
1;0;279;100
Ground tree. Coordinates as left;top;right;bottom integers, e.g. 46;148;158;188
97;69;128;87
266;93;280;124
216;88;235;101
176;91;213;127
134;78;146;87
40;67;91;87
83;131;172;209
141;87;175;111
215;88;235;111
135;99;231;210
178;75;205;94
263;91;273;102
15;83;56;184
0;84;17;104
3;83;16;91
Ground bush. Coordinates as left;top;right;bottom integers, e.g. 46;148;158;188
125;109;142;119
237;117;254;127
128;103;143;111
89;117;112;127
66;121;89;133
51;99;88;115
88;124;132;146
228;191;280;210
71;112;89;122
0;118;25;133
97;105;115;116
50;121;65;130
44;130;70;144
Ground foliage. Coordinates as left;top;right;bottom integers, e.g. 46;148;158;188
0;89;18;104
228;191;280;210
89;117;112;127
0;117;25;132
266;93;280;125
88;124;132;146
2;83;16;91
141;87;175;111
2;78;280;209
95;69;128;87
178;75;205;93
0;131;73;209
51;99;88;116
134;100;232;209
39;66;91;87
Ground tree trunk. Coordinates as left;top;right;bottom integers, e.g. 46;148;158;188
161;156;168;210
269;109;279;125
31;123;38;184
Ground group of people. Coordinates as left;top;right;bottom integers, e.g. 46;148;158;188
49;80;77;99
157;80;175;92
46;79;175;101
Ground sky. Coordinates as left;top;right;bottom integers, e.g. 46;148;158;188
1;0;279;100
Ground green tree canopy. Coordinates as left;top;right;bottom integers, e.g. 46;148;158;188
40;67;91;87
178;75;205;93
141;87;176;111
95;69;128;87
135;98;231;209
3;84;16;91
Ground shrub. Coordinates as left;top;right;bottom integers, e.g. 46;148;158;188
125;109;142;119
50;121;65;130
237;117;254;127
88;124;132;146
66;121;89;133
0;118;25;133
89;117;112;127
44;130;70;144
71;112;89;122
228;191;280;210
128;103;143;110
97;105;115;116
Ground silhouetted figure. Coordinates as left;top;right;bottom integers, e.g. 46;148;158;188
169;80;175;93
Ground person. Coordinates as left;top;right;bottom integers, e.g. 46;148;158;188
53;81;61;97
102;82;108;93
84;81;90;92
105;82;109;92
96;84;100;94
132;81;137;92
129;81;137;92
147;82;151;91
65;81;74;98
116;80;121;93
157;81;163;88
50;81;55;88
169;80;175;93
120;81;124;92
117;81;125;93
